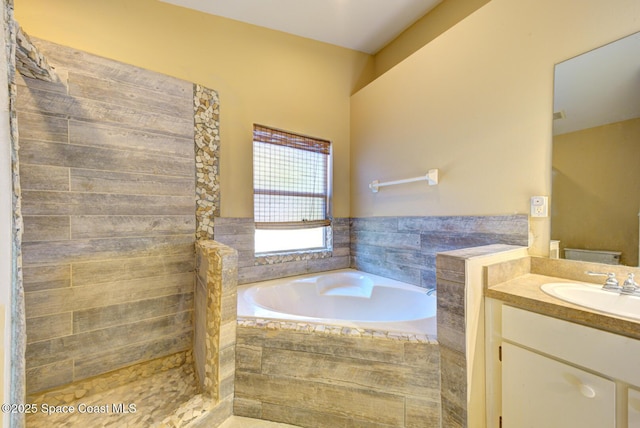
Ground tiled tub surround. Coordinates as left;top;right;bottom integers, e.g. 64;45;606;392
213;217;350;284
213;214;526;287
235;323;441;428
351;215;529;288
217;216;527;427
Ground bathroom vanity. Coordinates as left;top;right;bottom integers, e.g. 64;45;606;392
484;257;640;428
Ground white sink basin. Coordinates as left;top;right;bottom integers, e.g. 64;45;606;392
541;282;640;321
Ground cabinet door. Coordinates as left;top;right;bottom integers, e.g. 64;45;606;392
630;388;640;427
502;342;615;428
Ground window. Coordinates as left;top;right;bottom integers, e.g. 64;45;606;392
253;124;332;254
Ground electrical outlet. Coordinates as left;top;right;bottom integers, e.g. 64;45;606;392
530;196;548;217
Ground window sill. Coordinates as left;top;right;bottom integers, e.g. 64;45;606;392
254;249;333;266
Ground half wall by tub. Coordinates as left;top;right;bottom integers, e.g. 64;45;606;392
237;268;437;336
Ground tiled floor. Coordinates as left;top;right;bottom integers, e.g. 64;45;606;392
25;364;302;428
26;364;199;427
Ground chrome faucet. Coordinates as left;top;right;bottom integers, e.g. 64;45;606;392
586;271;640;295
621;273;639;295
586;271;620;292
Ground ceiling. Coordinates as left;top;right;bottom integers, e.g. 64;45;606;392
553;31;640;136
158;0;442;54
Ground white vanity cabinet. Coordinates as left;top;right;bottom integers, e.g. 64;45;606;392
502;342;615;428
491;303;640;428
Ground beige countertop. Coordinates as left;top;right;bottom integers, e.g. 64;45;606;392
486;272;640;341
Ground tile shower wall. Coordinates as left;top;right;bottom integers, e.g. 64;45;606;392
18;39;196;393
213;217;350;284
351;215;529;288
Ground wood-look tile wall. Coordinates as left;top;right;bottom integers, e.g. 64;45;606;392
235;327;441;427
436;245;526;428
351;215;529;288
436;252;470;428
18;39;196;393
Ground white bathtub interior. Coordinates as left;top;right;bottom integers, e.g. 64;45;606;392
238;268;437;335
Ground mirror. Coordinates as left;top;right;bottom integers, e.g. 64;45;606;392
552;31;640;267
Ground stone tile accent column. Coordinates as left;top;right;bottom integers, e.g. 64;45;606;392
4;4;27;427
15;27;59;82
194;85;220;240
194;241;237;422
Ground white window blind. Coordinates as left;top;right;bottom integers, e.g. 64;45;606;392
253;124;331;230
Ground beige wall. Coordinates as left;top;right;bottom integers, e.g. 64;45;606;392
14;0;374;218
552;118;640;266
350;0;640;256
15;0;640;255
374;0;491;78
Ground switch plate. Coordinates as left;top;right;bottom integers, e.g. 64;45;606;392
530;196;548;217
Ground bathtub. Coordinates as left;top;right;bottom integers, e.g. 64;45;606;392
237;268;437;335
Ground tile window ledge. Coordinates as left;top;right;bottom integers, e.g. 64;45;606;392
254;249;333;266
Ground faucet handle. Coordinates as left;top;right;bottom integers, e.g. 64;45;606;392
586;271;620;291
622;273;638;294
